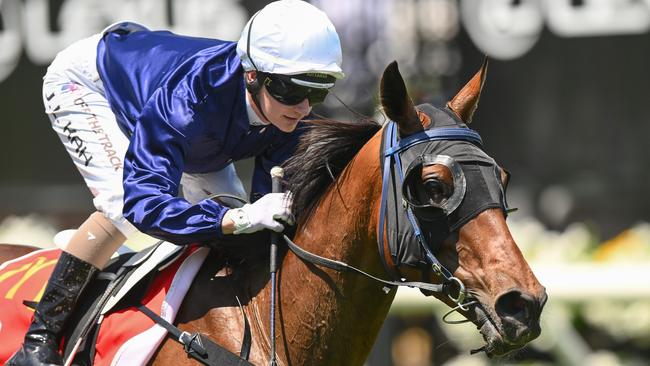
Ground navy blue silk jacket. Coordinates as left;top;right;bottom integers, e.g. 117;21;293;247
96;29;301;244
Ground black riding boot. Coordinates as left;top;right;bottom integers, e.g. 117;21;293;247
6;252;98;366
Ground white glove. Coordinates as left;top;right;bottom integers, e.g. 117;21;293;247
230;192;293;234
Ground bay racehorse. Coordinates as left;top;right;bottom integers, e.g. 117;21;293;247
0;61;546;365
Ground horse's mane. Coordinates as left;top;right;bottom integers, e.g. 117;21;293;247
284;118;381;223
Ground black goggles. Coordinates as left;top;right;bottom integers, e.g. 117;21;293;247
261;73;334;106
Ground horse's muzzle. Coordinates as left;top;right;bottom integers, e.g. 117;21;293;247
474;288;547;357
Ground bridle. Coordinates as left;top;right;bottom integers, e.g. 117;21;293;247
273;120;488;310
377;120;484;311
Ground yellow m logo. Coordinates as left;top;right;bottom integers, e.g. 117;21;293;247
0;257;57;301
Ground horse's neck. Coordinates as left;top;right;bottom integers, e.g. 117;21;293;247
270;132;395;365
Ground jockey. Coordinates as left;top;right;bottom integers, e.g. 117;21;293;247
7;1;343;365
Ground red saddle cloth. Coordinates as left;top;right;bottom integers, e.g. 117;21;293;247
0;245;208;365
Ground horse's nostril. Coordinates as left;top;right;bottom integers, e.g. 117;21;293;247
495;290;535;322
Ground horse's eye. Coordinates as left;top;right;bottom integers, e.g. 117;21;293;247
423;178;452;204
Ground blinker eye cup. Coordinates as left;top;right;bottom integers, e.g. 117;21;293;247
264;74;330;106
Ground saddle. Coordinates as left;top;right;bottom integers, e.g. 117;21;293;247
62;241;201;365
0;232;277;366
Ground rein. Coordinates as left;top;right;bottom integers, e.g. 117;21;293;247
281;234;444;293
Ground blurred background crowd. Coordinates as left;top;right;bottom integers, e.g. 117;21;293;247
1;1;649;365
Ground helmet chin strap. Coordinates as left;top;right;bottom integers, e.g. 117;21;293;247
245;11;271;126
246;78;271;125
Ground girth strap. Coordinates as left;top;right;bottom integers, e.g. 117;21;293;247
137;304;254;366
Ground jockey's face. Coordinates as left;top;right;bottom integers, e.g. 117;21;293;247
246;71;311;132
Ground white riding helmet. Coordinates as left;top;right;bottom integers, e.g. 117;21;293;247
236;0;345;80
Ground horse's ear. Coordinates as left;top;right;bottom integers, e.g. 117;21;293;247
380;61;423;137
447;57;488;124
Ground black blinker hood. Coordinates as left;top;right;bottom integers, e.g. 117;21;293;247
381;103;506;270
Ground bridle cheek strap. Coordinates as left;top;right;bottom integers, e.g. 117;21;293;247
378;121;484;304
378;122;402;281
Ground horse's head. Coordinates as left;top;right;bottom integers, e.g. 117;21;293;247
379;60;547;357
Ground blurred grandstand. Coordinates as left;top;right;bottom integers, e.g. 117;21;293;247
1;1;649;365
